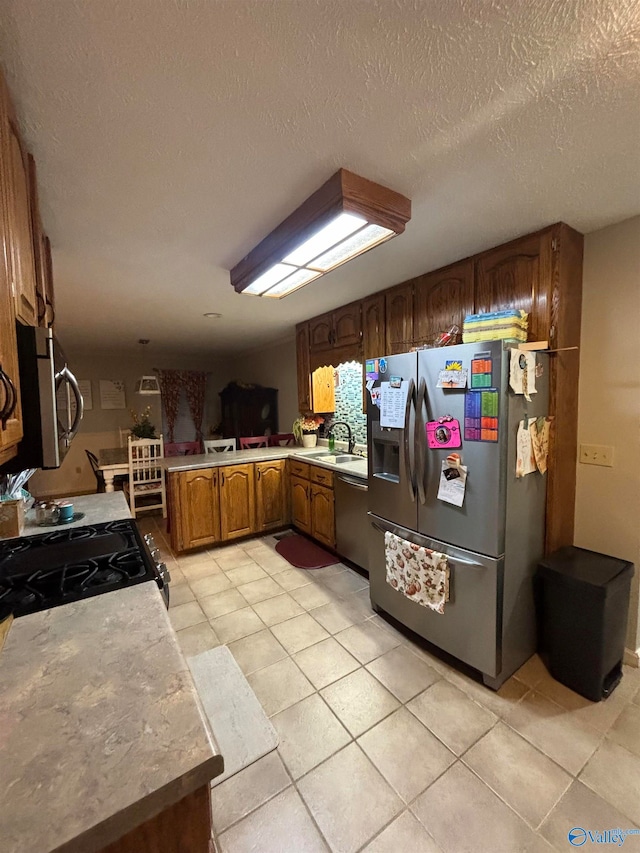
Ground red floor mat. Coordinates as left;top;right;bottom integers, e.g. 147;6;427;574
275;534;339;570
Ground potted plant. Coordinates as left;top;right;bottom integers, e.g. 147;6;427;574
130;406;157;439
292;414;324;448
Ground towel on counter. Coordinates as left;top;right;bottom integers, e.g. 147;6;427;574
385;531;450;614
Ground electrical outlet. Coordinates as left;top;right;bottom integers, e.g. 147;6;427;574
579;444;614;467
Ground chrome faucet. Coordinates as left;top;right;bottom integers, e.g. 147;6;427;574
329;421;355;454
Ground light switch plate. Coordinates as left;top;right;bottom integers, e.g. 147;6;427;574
579;444;614;467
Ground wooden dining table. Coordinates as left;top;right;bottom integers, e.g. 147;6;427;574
97;447;129;493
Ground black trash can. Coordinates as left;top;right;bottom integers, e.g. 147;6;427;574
537;546;634;701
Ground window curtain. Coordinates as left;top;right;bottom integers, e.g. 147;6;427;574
182;371;207;443
154;369;182;443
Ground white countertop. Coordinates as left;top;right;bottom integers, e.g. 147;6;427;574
19;491;131;537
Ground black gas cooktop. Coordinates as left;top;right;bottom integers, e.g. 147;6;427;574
0;519;169;618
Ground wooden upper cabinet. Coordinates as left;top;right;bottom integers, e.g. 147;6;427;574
385;282;414;354
414;261;474;345
255;459;288;531
1;75;38;327
179;468;220;550
332;301;361;348
27;154;54;328
295;322;312;413
220;464;256;541
474;231;554;343
362;293;386;360
309;313;334;353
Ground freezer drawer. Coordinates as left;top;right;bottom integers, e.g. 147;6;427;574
368;514;503;678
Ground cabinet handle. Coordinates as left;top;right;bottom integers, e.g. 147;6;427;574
221;472;225;486
0;365;17;426
257;468;261;480
46;298;55;327
36;291;46;324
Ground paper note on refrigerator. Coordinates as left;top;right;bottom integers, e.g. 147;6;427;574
516;419;537;478
437;460;468;506
509;350;537;401
379;381;410;428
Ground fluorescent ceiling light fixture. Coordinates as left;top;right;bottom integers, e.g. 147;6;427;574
230;169;411;299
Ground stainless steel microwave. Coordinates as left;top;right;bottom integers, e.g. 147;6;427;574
4;325;83;471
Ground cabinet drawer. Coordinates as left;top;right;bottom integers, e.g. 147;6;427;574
289;460;310;479
309;466;334;488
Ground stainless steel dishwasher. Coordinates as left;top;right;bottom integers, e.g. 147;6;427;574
334;473;369;572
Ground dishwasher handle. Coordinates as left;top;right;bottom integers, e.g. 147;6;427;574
337;475;368;491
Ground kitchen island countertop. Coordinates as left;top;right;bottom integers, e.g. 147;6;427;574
0;581;223;853
20;491;131;537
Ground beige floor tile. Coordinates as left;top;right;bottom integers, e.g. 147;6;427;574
227;629;288;676
634;686;640;706
505;691;602;775
335;621;401;665
252;552;292;575
225;562;268;586
210;606;265;644
175;622;220;657
215;549;257;572
312;597;373;634
210;751;291;834
580;739;640;825
309;563;347;580
237;576;284;605
218;786;328;853
242;537;269;552
514;654;549;688
322;569;369;597
412;762;550;853
358;708;455;802
444;668;530;717
321;668;400;737
290;583;340;611
294;637;360;689
181;558;223;582
272;694;351;779
177;549;217;569
199;588;247;620
464;722;571;828
363;811;443;853
167;564;185;585
539;780;640;850
253;593;306;626
247;657;315;717
168;600;207;631
408;680;497;756
189;572;233;599
298;743;403;853
275;567;313;591
168;582;195;608
609;704;640;757
270;613;330;654
366;645;440;702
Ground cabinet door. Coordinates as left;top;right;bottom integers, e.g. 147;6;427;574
179;468;220;549
385;283;414;354
290;475;311;534
1;75;38;326
310;483;335;549
309;313;334;353
27;154;53;328
414;261;474;345
333;301;361;348
220;464;256;541
255;460;288;531
362;293;386;359
474;232;553;343
295;322;312;413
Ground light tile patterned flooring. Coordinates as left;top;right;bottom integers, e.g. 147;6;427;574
139;516;640;853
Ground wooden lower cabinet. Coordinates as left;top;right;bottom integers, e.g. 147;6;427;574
310;483;335;549
179;468;220;549
255;459;288;532
220;464;256;541
100;784;212;853
290;475;311;534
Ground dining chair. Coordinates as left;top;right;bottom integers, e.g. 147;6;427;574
86;449;106;494
268;433;296;447
125;435;166;518
119;427;132;447
164;441;202;457
239;436;269;449
204;438;237;453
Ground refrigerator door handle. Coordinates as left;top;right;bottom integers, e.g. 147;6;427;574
403;377;416;503
450;556;484;569
415;377;427;505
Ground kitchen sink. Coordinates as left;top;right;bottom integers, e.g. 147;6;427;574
304;452;364;465
305;452;335;459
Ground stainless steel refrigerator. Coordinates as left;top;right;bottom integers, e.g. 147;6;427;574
367;341;549;688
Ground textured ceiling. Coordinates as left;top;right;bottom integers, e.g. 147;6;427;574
0;0;638;356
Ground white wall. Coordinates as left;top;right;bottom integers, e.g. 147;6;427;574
574;216;640;654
